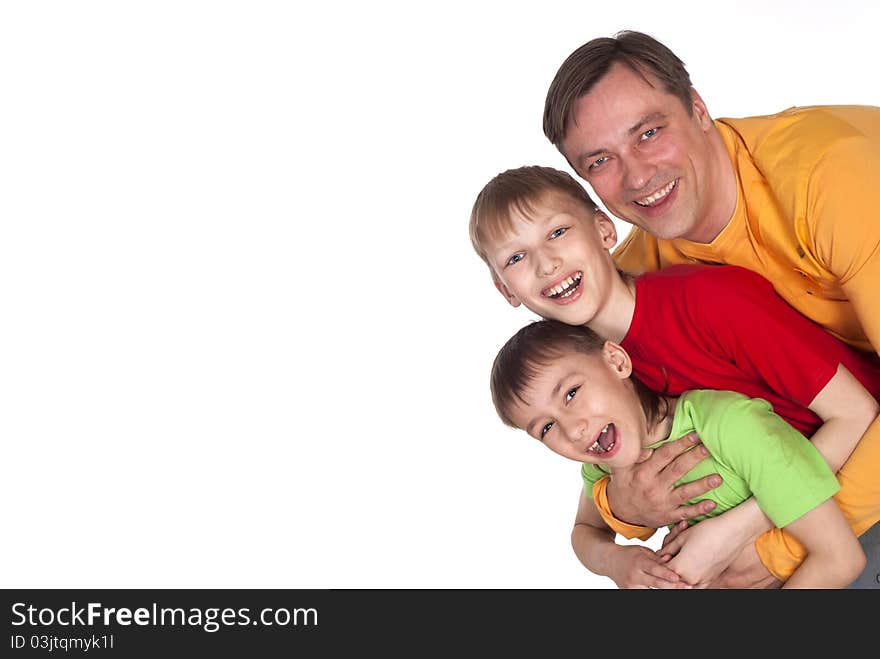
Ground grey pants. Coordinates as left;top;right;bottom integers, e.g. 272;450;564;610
847;521;880;589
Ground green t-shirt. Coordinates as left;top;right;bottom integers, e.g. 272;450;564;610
581;389;840;531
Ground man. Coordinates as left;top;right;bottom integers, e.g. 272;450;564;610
542;30;880;588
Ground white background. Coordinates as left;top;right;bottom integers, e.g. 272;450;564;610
2;1;878;588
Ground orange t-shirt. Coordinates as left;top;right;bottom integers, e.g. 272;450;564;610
602;105;880;581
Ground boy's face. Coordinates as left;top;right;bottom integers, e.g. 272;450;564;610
484;191;619;326
508;344;648;469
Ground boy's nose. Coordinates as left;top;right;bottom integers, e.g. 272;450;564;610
537;253;561;277
563;420;587;443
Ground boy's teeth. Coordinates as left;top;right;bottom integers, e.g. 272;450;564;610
589;425;613;454
635;179;676;206
546;273;582;298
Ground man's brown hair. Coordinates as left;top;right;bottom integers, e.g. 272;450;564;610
543;30;693;149
490;319;667;431
469;165;597;272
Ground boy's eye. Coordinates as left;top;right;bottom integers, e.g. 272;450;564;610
640;127;659;140
565;387;579;402
540;422;554;440
506;253;524;267
549;227;568;239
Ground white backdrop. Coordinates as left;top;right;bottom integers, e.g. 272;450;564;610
2;1;878;588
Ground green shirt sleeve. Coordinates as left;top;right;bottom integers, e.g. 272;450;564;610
687;391;840;529
581;462;609;491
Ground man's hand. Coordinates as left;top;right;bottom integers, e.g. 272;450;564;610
606;432;721;527
704;541;782;589
606;545;693;589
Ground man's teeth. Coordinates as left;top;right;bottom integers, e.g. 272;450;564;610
588;424;614;453
635;179;676;206
546;273;582;298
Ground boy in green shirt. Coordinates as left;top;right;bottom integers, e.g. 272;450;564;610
490;319;865;588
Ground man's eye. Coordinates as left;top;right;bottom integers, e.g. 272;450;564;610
540;422;553;439
641;127;659;140
506;253;524;266
549;227;568;239
565;387;579;402
588;156;608;170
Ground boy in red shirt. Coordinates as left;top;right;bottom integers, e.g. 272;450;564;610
469;165;880;586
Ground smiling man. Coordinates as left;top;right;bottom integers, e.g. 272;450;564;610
543;30;880;588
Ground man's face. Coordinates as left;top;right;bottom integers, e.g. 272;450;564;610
560;62;718;242
484;192;620;327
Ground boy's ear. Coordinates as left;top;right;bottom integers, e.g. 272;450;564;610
594;211;618;249
602;340;632;379
494;279;521;308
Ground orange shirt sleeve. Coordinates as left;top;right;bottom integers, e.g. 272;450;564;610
591;476;656;542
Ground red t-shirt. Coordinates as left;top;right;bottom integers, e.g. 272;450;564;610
621;264;880;437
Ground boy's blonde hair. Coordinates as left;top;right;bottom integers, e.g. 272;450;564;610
469;166;598;274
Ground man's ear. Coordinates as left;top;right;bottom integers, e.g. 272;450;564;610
594;210;618;249
494;279;521;308
690;88;713;131
602;340;633;378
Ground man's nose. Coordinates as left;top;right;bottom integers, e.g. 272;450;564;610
623;155;657;194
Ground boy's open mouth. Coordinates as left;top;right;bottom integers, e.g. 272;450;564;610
587;423;617;455
542;271;582;300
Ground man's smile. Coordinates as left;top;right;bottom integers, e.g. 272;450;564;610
634;179;678;207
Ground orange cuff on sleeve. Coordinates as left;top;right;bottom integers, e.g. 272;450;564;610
754;528;806;582
592;476;655;541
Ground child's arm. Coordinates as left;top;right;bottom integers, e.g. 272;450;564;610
661;497;773;587
781;498;866;588
692;391;860;587
571;487;689;589
661;365;878;586
712;363;879;584
698;268;880;582
808;363;880;473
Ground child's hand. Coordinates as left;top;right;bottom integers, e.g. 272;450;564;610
706;541;782;589
660;518;747;587
608;545;692;589
659;499;780;588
